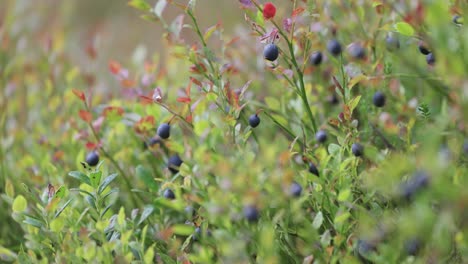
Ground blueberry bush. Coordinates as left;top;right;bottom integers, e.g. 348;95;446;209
1;0;468;263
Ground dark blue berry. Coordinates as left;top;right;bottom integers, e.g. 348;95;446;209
405;238;421;256
418;42;430;55
309;51;323;66
168;154;183;174
426;53;435;65
192;227;201;241
163;188;175;199
463;140;468;156
157;123;171;139
400;171;429;201
327;39;342;56
85;151;100;167
309;162;319;176
315;130;327;143
328;93;339;105
355;239;376;263
349;43;366;59
263;43;279;61
290;182;302;197
352;143;364;157
453;15;463;25
249;114;260;128
243;205;259;222
385;34;400;51
373;91;386;107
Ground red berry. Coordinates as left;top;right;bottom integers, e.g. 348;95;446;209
263;2;276;19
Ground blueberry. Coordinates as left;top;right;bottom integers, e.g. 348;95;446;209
327;39;342;56
144;137;161;149
372;91;386;107
308;162;319;176
385;33;400;51
351;143;364;157
263;43;279;61
193;227;201;241
426;53;435;65
290;182;302;197
163;188;175;199
168;154;183;174
418;42;430;55
185;206;195;217
315;130;327;143
348;43;366;59
249;114;260;128
355;239;376;263
243;205;259;222
453;15;463;25
157;123;171;139
328;93;339;105
404;238;421;256
463;140;468;156
309;51;323;66
400;171;429;201
85;151;100;167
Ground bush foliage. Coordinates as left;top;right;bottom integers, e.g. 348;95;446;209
1;0;468;263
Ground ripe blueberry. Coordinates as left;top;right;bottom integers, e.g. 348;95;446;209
355;239;376;262
168;154;183;174
263;43;279;61
157;123;171;139
372;91;386;107
348;43;366;59
463;140;468;156
327;39;342;56
328;93;339;105
418;42;430;55
385;33;400;51
249;114;260;128
426;53;435;65
404;238;421;256
163;188;175;199
192;227;202;241
400;171;429;201
85;151;99;167
290;182;302;197
351;143;364;157
315;130;327;143
309;51;323;66
453;15;463;25
243;205;259;222
308;162;319;176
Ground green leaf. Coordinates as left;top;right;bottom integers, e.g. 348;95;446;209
68;171;91;185
144;246;155;264
172;224;195;236
23;215;44;228
128;0;151;11
98;173;118;194
312;211;323;229
334;212;351;224
136;165;158;191
89;171;102;188
394;22;414;36
138;206;154;225
12;195;27;212
338;189;351;202
265;97;281;111
347;95;361;113
159;253;176;264
54;199;72;218
50;218;65;232
328;144;341;156
54;186;68;199
0;246;17;262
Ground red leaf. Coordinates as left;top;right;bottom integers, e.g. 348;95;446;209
186;114;193;123
72;89;86;102
103;106;124;117
177;97;191;103
121;79;136;88
85;142;98;150
79;110;93;123
292;7;305;18
190;77;202;87
139;95;154;105
109;60;121;74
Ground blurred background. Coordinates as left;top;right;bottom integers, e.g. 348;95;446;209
0;0;242;68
